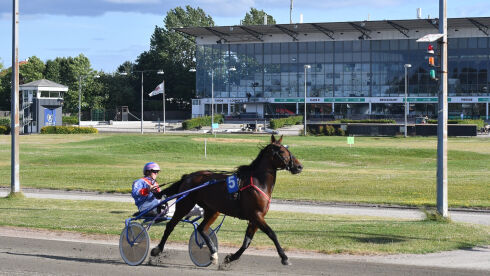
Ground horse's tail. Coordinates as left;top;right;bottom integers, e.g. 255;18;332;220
161;174;188;197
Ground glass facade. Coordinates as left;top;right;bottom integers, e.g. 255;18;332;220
196;37;490;99
194;37;489;119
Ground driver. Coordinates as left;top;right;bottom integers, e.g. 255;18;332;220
132;162;204;218
132;162;164;216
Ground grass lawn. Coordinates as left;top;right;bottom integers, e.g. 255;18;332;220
0;133;489;208
0;197;488;254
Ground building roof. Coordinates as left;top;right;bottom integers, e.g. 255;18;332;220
175;17;490;43
20;79;69;91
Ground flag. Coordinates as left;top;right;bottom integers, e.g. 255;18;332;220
148;81;164;97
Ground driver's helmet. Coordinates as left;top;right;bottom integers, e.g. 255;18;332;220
143;162;160;174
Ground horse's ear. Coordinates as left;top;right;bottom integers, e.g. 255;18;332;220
271;134;276;143
278;135;283;144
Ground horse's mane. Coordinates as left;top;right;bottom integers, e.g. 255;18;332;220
235;144;270;179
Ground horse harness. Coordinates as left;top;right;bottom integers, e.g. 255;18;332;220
239;175;271;212
270;144;295;171
230;145;294;211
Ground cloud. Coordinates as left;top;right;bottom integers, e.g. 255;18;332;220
0;0;255;18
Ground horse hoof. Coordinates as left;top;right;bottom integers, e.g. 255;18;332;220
281;258;291;266
224;254;232;264
211;252;219;265
150;247;161;257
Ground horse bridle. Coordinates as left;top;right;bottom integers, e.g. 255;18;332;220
270;144;295;171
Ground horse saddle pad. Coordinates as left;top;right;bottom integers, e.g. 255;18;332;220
226;174;239;194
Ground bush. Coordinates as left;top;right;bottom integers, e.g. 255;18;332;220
0;117;10;127
340;119;396;124
62;116;79;125
40;126;98;134
0;117;10;135
182;115;224;130
270;115;303;129
336;127;346;136
0;125;10;135
324;125;336;136
427;119;484;129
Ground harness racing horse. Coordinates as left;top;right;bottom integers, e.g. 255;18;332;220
151;135;303;266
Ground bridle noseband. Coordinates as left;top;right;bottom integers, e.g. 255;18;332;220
270;144;295;171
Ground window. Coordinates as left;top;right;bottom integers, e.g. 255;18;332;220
39;91;62;98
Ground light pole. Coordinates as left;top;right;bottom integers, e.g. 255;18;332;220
162;80;166;133
128;70;164;134
304;64;311;136
404;64;412;138
211;68;214;133
78;74;100;126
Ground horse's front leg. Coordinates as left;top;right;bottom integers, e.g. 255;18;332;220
224;222;258;264
255;217;290;265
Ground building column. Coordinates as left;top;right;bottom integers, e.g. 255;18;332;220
369;102;372;115
296;102;299;114
487;102;489;120
227;103;231;116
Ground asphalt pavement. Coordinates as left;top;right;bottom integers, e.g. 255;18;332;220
1;187;489;273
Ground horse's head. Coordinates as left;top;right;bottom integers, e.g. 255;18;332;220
268;135;303;174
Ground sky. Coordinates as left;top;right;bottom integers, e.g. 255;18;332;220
1;0;489;73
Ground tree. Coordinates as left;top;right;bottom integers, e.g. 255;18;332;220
0;68;11;110
20;56;45;83
133;6;214;111
41;54;100;113
0;58;3;70
241;8;276;25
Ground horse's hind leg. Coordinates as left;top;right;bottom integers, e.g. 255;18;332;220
254;217;290;265
224;222;258;264
150;200;195;257
196;210;220;264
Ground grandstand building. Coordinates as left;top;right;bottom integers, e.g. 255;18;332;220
177;17;490;120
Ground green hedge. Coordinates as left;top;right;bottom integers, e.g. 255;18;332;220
62;116;79;125
0;117;10;126
269;115;303;129
0;117;10;135
427;119;484;129
340;119;396;124
40;126;98;134
0;126;10;135
182;115;224;130
307;124;345;136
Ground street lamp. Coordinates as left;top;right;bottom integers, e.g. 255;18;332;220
404;64;412;138
125;69;164;134
78;74;100;126
304;64;311;136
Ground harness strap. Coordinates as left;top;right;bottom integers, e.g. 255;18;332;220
239;175;271;212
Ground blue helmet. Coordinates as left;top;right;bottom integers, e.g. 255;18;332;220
143;162;160;174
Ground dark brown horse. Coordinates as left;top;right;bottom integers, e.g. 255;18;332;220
151;135;303;266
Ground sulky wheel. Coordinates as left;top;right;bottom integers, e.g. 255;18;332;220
188;228;218;267
119;222;150;266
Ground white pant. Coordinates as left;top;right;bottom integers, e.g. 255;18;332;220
166;198;203;217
